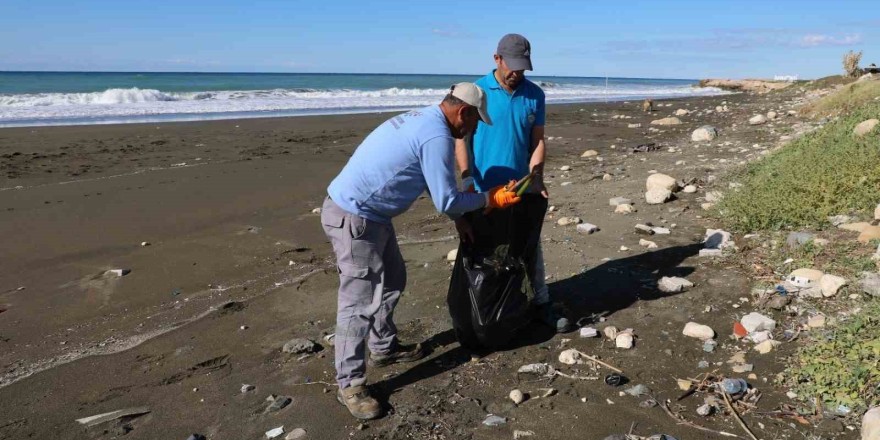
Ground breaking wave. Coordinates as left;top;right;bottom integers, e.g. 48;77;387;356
0;83;729;126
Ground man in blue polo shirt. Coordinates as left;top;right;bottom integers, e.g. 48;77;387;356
455;34;574;334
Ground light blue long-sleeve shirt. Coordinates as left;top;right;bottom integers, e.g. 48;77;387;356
328;105;487;224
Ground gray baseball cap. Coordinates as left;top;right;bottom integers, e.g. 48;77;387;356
496;33;533;71
450;82;492;125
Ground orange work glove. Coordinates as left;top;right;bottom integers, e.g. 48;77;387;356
487;182;522;210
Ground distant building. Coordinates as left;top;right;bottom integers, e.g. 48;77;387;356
773;75;799;82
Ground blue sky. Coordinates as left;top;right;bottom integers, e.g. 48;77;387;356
2;0;877;79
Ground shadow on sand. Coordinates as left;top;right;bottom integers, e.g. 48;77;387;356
378;242;703;399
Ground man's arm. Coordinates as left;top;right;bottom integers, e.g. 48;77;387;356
529;125;548;198
454;137;474;191
421;137;487;217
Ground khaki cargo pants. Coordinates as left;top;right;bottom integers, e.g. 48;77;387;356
320;197;406;389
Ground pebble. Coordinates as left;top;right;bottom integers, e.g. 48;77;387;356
282;338;320;354
509;389;525;405
559;165;571;171
699;249;722;258
609;197;632;206
265;396;293;413
311;208;322;214
682;185;697;193
266;427;285;439
446;248;458;261
579;327;598;338
106;269;131;277
754;340;781;354
682;322;714;340
241;384;255;393
576;223;599;234
639;239;658;249
658;276;694;293
482;415;507;426
614;204;634;214
284;428;307;440
615;333;634;349
557;216;581;226
807;315;826;328
741;312;776;333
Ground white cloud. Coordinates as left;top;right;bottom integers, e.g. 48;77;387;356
798;33;862;47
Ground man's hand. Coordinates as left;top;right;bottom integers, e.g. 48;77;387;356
533;179;549;199
455;217;474;243
461;176;475;193
487;182;522;209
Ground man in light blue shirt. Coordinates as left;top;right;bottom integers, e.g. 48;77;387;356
322;83;521;420
456;34;573;334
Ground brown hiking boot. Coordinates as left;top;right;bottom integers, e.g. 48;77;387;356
368;343;425;367
337;385;383;420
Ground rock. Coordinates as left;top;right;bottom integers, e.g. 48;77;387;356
576;223;599;234
105;269;131;277
446;249;458;261
311;208;322;214
582;149;599;157
602;173;613;181
703;340;717;352
285;428;307;440
650;117;682;126
627;123;641;128
651;227;670;235
265;396;293;413
749;114;768;125
635;224;655;235
559;165;571;171
558;349;582;365
677;379;694;391
682;185;697;193
509;389;525;405
645;188;672;204
241;384;256;393
876;204;880;221
754;340;781;354
840;222;872;232
705;191;723;203
861;272;880;297
854;119;879;137
786;232;814;248
697;403;714;416
579;327;598;338
858;226;880;243
639;239;658;249
741;312;776;333
699;249;722;257
767;294;791;310
603;326;619;340
514;430;536;439
609;197;632;206
863;406;880;440
557;217;582;226
704;229;733;249
787;268;824;288
658;276;694;293
819;274;847;297
615;333;634;349
807;315;826;328
701;203;715;211
266;427;285;439
732;363;754;373
614;204;634;214
282;338;320;354
767;111;778;120
482;415;507;426
691;125;718;142
674;109;689;116
682;322;715;340
646;173;678;192
748;330;772;344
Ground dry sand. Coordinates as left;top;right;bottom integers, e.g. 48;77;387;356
0;92;855;439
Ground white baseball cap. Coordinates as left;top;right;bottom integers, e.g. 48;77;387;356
450;82;492;125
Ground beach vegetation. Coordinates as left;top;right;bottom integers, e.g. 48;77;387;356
802;78;880;118
716;101;880;231
843;50;863;78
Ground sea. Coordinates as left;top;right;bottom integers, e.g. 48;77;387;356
0;72;728;127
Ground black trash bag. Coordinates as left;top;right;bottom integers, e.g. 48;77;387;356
447;194;547;349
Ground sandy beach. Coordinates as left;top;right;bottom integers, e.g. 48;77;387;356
0;88;858;440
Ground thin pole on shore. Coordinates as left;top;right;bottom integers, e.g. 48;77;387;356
604;74;608;103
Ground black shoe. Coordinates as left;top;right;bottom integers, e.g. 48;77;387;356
534;303;575;333
368;343;425;367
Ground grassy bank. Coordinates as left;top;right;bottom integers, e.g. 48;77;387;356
717;101;880;232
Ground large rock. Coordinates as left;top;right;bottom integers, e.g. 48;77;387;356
787;268;824;289
861;272;880;297
674;109;689;116
691;125;718;142
645;188;672;204
646;173;678;192
749;114;768;125
786;232;814;248
282;338;320;354
741;312;776;333
858;226;880;243
650;117;682;126
819;274;847;297
704;229;733;249
658;276;694;293
863;406;880;440
854;119;879;137
682;322;715;340
766;111;778;120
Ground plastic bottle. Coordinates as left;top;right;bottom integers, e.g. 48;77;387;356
719;378;748;395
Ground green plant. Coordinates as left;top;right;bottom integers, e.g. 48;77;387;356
717;103;880;231
783;300;880;414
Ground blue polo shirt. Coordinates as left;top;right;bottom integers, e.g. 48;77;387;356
472;70;545;192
